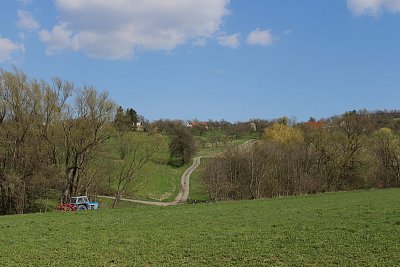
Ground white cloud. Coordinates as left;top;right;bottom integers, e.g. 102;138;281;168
40;0;230;59
246;29;274;46
17;10;40;31
347;0;400;16
39;23;76;55
217;33;240;49
0;37;25;62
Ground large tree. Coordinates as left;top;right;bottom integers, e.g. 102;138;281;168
263;123;304;144
0;68;116;214
169;126;197;164
112;133;164;207
113;106;138;132
61;87;115;201
0;69;69;214
373;128;400;187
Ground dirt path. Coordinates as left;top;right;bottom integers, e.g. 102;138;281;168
99;155;203;207
99;139;255;207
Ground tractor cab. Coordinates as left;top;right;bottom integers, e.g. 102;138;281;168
70;196;99;210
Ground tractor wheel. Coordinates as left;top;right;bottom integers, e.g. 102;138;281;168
78;205;87;211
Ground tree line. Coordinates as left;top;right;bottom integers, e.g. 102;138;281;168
201;111;400;200
2;67;399;213
0;68;118;214
0;68;198;214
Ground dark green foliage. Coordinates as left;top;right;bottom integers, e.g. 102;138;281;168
126;108;138;129
113;106;138;132
169;126;197;165
113;106;125;131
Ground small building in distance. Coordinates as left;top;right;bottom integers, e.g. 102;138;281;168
136;121;143;130
305;121;325;129
187;121;209;129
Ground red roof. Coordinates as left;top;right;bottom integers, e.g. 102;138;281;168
305;121;325;129
190;121;208;126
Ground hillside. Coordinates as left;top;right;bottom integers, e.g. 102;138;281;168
1;189;399;266
99;132;253;203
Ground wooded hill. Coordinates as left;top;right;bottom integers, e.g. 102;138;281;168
1;68;400;215
201;111;400;200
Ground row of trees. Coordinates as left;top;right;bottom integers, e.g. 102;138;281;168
201;111;400;200
114;106;138;132
0;68;115;214
3;67;399;212
151;119;266;139
0;69;200;214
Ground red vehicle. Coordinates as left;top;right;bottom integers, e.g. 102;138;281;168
55;203;77;212
55;196;99;211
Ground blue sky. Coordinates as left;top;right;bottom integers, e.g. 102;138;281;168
1;0;399;122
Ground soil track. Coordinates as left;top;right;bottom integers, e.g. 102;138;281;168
99;156;202;207
100;139;255;206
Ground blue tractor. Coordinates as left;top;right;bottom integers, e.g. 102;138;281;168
70;196;99;211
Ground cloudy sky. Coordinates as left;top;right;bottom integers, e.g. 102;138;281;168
1;0;400;121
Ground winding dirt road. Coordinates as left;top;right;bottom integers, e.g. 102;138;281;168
100;156;203;207
100;139;255;207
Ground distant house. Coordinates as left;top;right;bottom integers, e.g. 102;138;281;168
136;121;144;131
305;121;325;129
187;121;209;129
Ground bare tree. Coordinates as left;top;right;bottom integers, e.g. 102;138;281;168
0;69;60;214
112;133;164;207
372;128;400;187
61;87;115;201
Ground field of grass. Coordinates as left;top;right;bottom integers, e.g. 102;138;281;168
188;159;209;203
100;133;189;202
1;189;399;266
100;131;253;203
130;159;189;202
187;168;208;203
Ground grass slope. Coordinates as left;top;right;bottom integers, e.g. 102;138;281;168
1;189;400;266
101;133;188;202
188;160;209;202
102;132;252;202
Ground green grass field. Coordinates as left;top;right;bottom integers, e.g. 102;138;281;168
101;132;253;203
188;159;209;203
1;189;399;266
100;133;189;202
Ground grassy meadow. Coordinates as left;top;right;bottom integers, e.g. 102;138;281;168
99;133;189;202
1;189;399;266
188;160;209;203
99;131;252;203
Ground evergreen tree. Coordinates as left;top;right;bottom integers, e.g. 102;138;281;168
169;126;197;164
126;108;138;130
114;106;126;132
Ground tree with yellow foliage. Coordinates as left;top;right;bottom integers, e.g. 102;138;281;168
263;123;304;144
